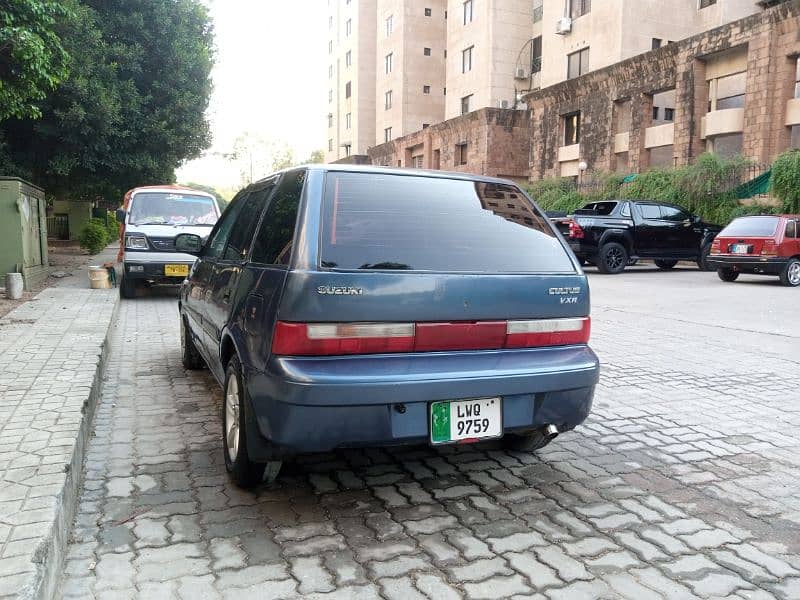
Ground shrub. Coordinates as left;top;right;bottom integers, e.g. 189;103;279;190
771;149;800;213
105;213;120;242
79;221;110;254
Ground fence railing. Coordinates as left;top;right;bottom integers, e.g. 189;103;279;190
46;215;69;240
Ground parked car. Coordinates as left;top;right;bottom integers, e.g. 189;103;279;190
553;200;722;274
116;185;220;298
175;166;600;487
707;214;800;286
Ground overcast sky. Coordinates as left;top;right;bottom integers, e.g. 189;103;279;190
177;0;328;189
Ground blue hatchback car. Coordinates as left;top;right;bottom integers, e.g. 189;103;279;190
176;166;599;487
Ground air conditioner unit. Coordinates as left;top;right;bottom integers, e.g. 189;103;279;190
515;67;528;80
498;99;510;109
555;17;572;35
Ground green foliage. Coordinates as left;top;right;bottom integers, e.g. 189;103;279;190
300;149;325;165
105;212;119;241
0;0;214;201
0;0;75;121
770;149;800;213
181;181;228;212
78;218;108;254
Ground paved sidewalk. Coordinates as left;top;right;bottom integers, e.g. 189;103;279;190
0;247;119;600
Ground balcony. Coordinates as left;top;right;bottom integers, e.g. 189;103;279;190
614;132;629;154
785;98;800;126
644;123;674;149
558;143;580;162
701;108;744;139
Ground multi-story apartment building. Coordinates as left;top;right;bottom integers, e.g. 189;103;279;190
326;0;774;165
325;0;377;163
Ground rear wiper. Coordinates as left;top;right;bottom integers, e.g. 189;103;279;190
359;262;412;270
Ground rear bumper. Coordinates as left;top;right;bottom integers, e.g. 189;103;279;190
707;255;787;275
244;345;599;456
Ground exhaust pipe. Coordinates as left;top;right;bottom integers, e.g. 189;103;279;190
543;424;559;440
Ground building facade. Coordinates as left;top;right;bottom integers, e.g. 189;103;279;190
367;3;800;183
325;0;769;161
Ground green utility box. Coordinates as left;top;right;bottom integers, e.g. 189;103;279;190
0;177;49;291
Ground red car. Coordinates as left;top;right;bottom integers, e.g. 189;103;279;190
707;215;800;287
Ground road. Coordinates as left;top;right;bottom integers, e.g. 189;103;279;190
60;266;800;599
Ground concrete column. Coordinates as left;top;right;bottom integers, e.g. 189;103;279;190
629;93;653;173
743;31;777;164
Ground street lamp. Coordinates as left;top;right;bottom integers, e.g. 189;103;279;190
578;160;588;188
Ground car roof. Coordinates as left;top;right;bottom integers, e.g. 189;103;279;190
252;164;521;187
125;185;215;198
732;214;800;219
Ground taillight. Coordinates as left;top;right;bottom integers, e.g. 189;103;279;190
710;238;721;254
271;318;591;356
761;240;777;256
568;221;585;239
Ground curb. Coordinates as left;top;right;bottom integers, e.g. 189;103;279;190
25;293;120;600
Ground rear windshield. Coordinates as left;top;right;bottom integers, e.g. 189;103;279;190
719;216;780;237
576;201;618;216
320;172;575;273
129;192;218;226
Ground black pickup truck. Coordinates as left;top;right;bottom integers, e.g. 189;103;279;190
553;200;722;274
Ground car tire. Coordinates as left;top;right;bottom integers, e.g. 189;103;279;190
717;268;739;282
655;259;678;270
119;274;138;299
502;430;554;452
778;258;800;287
596;242;628;274
223;355;282;488
180;317;205;370
697;244;713;271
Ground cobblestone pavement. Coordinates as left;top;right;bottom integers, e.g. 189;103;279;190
60;271;800;599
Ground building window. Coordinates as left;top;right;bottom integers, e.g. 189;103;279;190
386;15;394;36
456;143;468;166
328;41;333;54
567;47;589;79
533;0;543;23
345;19;352;36
345;145;351;157
652;107;660;121
570;0;591;19
423;123;430;128
345;81;351;98
699;0;716;8
532;36;542;73
461;94;472;115
328;138;333;151
652;38;662;50
664;108;675;121
385;90;392;109
463;0;473;24
444;87;447;96
425;7;432;16
649;145;674;167
345;113;351;129
564;112;580;146
795;58;800;99
328;89;333;103
708;133;743;158
385;53;393;74
329;16;333;29
413;155;424;168
346;51;352;67
462;46;474;73
423;85;431;94
709;71;746;111
424;47;432;56
328;114;333;128
384;127;392;142
328;65;333;78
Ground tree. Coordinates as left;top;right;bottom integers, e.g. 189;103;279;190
0;0;74;121
230;133;295;185
300;149;325;165
771;149;800;213
181;181;229;212
0;0;214;201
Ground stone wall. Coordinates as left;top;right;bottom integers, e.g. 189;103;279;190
523;2;800;179
367;108;532;181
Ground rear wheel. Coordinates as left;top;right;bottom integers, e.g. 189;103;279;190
180;317;205;370
502;429;554;452
597;242;628;274
718;268;739;282
223;356;282;488
655;259;678;270
779;258;800;287
697;244;713;271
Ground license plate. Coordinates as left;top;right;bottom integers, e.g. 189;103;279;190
732;244;750;254
164;264;189;277
430;398;502;444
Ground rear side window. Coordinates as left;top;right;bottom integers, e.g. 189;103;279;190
786;220;797;239
659;206;690;221
251;170;306;265
581;201;618;215
720;216;780;237
320;172;574;273
638;204;661;220
223;180;276;261
205;192;248;259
